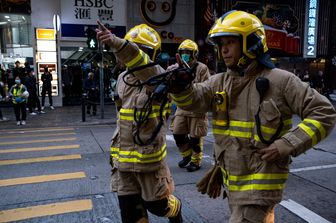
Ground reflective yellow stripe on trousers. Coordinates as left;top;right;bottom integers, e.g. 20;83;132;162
110;143;167;163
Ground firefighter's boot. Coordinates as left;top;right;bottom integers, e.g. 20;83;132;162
178;156;191;168
186;162;201;172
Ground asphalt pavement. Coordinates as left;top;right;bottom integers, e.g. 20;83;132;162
0;104;335;222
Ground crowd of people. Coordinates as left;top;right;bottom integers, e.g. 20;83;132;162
294;69;332;100
0;62;55;125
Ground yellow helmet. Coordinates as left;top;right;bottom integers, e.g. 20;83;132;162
207;10;268;60
124;24;161;60
178;39;199;61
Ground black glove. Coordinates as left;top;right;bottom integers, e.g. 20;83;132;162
168;64;197;93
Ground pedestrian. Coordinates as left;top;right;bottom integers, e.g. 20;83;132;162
0;80;9;121
23;62;31;81
41;67;54;110
6;69;15;91
169;10;336;222
302;69;310;85
84;72;98;116
171;39;210;172
96;22;183;223
25;70;45;115
9;76;29;125
312;70;324;94
13;61;25;84
61;65;72;105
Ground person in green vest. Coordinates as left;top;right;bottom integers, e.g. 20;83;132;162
9;76;29;125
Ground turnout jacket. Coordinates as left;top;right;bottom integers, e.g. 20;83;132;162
171;61;336;205
110;40;170;173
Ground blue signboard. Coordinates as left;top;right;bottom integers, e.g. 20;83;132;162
61;23;126;38
303;0;319;58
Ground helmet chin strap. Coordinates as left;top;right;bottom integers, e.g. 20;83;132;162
237;56;247;68
234;55;251;76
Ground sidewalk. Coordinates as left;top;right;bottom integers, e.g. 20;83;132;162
0;104;117;129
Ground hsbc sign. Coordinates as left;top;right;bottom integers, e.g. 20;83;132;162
61;0;126;25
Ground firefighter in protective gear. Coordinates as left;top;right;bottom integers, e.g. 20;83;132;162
172;39;210;172
96;22;183;223
170;10;336;222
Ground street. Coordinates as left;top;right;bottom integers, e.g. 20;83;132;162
0;108;335;222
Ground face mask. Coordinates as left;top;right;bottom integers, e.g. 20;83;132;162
181;54;191;63
15;80;21;84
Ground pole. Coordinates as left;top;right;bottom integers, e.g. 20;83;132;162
99;45;104;119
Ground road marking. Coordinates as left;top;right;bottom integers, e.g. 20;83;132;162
280;199;331;223
0;132;76;139
0;154;82;166
0;127;75;134
0;172;86;187
290;164;336;173
166;135;174;142
0;199;92;222
0;144;80;154
0;137;77;146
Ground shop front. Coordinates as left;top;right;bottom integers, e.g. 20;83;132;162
0;1;33;94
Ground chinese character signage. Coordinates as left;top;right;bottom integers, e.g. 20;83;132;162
60;0;126;38
303;0;319;58
61;0;126;25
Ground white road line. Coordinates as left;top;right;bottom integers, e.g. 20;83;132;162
280;199;331;223
166;135;175;142
290;164;336;173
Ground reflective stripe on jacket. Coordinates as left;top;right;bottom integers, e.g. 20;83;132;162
10;84;26;104
172;61;336;205
110;41;169;172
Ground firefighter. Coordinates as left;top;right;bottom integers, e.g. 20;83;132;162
169;11;336;222
172;39;210;172
96;22;182;223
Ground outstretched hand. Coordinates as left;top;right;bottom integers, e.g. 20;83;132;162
96;20;114;47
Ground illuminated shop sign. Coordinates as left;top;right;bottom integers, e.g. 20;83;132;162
35;28;59;96
36;29;55;40
303;0;319;58
37;40;56;52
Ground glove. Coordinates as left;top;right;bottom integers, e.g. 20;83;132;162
206;166;223;199
168;66;196;93
167;54;197;93
196;165;217;194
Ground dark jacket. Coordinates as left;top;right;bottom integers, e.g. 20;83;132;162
25;75;37;92
84;78;98;98
41;72;53;88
